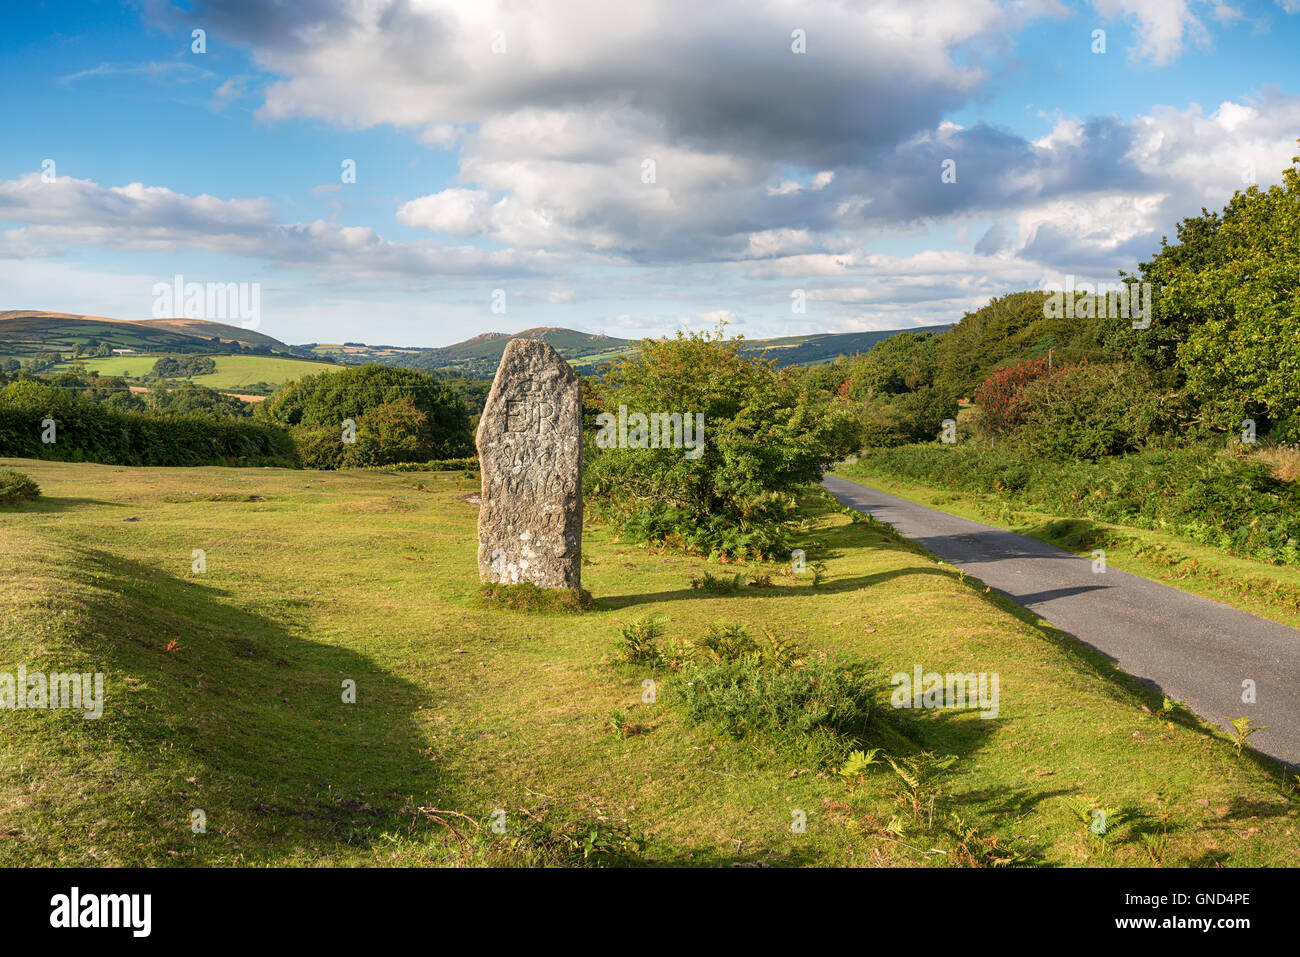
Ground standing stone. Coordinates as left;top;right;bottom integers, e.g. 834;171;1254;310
476;338;583;589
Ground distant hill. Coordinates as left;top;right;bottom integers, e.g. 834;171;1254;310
0;311;303;359
4;310;952;380
736;326;952;367
314;325;951;376
311;326;634;376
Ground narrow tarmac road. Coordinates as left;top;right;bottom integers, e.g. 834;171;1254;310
823;474;1299;767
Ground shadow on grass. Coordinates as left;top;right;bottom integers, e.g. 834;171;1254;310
597;565;955;609
2;495;120;513
37;546;455;865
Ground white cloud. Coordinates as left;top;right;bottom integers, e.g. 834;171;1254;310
397;189;494;236
1087;0;1249;65
0;173;568;280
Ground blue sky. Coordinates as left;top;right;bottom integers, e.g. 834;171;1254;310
1;0;1298;347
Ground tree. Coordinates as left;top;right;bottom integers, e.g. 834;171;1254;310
1126;147;1300;437
260;364;473;462
586;328;855;558
148;382;249;418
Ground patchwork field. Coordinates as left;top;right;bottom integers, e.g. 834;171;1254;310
59;353;343;390
1;458;1296;866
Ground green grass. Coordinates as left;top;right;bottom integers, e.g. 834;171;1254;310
1;457;1297;867
835;462;1300;631
61;353;343;390
190;355;341;390
57;355;160;378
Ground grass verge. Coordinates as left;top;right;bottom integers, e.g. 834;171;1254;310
1;456;1296;866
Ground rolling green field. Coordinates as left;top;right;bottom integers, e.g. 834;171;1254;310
1;458;1297;867
61;353;343;390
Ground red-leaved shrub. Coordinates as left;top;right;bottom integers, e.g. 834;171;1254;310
974;356;1055;436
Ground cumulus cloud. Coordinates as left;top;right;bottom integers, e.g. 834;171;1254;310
18;1;1299;339
1085;1;1268;65
178;0;1053;162
397;188;494;236
0;173;564;279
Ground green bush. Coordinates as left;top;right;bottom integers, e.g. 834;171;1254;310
678;656;880;760
0;382;295;467
1013;363;1174;460
888;385;960;444
151;355;217;378
586;329;855;560
0;468;40;506
845;444;1300;565
614;617;667;665
347;398;438;467
363;457;480;473
260;364;473;467
840;331;940;400
145;381;250;419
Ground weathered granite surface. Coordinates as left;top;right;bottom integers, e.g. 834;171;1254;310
476;338;583;588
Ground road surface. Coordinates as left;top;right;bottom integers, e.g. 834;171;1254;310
823;474;1299;767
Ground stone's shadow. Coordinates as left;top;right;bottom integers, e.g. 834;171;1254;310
47;546;449;864
597;566;952;609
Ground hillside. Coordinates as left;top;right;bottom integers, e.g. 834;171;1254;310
739;326;952;367
314;325;951;376
0;311;302;359
312;326;633;376
50;353;344;391
5;309;950;379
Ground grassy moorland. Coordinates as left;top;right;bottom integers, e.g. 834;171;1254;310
1;458;1297;867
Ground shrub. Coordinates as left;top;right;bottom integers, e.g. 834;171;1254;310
366;457;479;473
614;617;666;665
844;444;1300;565
1013;363;1173;460
146;381;250;419
260;364;472;466
973;356;1054;437
678;656;880;761
0;468;40;506
691;622;762;662
347;398;437;466
0;382;295;467
688;571;745;594
661;623;876;761
586;329;855;559
889;385;961;444
151;355;217;378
